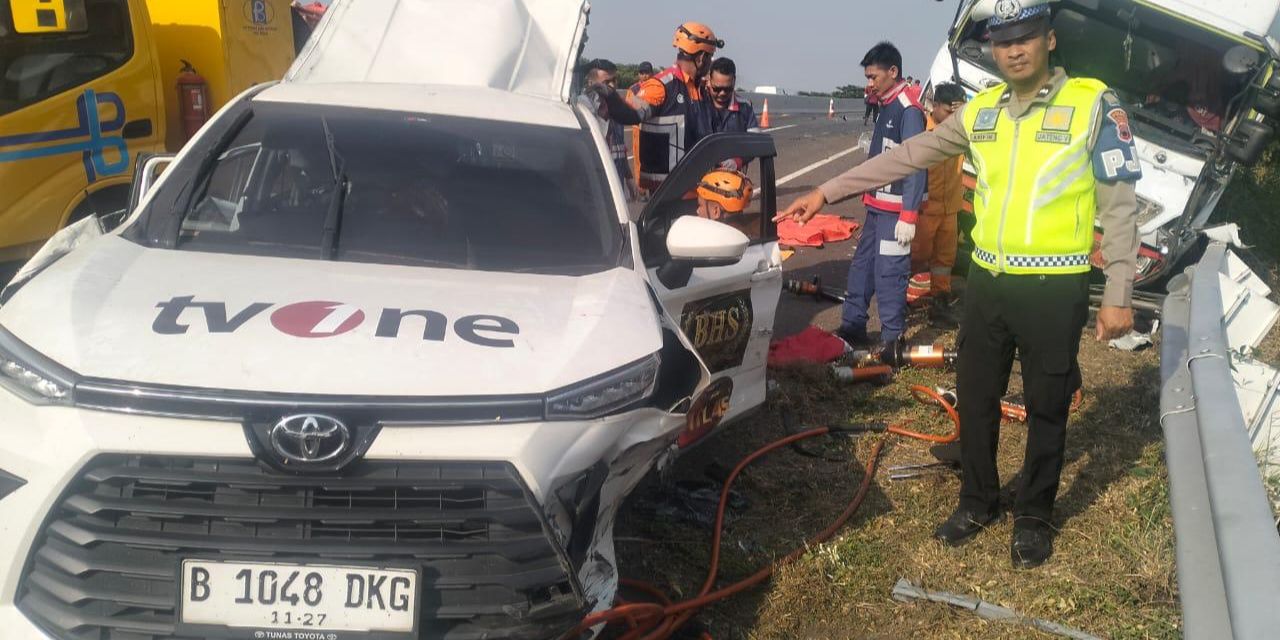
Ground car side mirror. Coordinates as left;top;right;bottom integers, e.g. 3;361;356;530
657;215;750;288
1225;119;1274;166
126;153;176;218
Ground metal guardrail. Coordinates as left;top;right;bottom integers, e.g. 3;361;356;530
1159;242;1280;639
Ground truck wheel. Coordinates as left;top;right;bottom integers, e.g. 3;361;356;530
67;185;130;228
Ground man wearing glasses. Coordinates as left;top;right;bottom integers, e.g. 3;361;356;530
706;58;759;135
705;57;759;173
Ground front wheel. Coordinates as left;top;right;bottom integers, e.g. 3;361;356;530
66;184;130;229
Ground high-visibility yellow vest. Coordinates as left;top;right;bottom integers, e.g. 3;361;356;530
963;77;1107;274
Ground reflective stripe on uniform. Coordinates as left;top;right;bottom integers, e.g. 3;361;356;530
963;77;1106;275
973;247;1090;271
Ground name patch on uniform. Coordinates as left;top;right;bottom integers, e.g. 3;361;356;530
1035;131;1072;144
1042;106;1074;131
970;132;997;142
973;108;1001;131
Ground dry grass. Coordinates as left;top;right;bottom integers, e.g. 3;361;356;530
615;322;1179;639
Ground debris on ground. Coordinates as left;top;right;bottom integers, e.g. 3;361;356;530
629;479;749;529
1109;326;1156;352
891;578;1104;640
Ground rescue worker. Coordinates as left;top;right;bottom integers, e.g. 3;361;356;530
695;168;753;221
863;86;880;125
626;64;655;201
906;82;967;316
583;59;637;200
829;41;926;348
907;77;925;102
635;61;655;86
775;0;1140;568
590;23;722;191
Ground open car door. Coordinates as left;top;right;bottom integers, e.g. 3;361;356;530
640;133;782;449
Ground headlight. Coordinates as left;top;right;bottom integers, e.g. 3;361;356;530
0;327;75;405
546;354;660;420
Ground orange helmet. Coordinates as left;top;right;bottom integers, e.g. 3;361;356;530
673;22;723;56
698;169;753;214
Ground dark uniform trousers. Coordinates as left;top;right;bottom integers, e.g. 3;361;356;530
956;266;1088;524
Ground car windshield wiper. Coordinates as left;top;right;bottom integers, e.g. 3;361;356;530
319;117;348;260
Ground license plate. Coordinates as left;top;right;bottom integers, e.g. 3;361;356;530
179;559;418;636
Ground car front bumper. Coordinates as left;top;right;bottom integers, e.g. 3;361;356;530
0;388;686;639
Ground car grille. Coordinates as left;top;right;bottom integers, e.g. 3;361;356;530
17;456;584;640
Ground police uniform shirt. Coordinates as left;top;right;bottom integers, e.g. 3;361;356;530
818;67;1141;307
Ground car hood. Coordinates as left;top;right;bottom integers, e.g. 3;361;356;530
0;236;662;397
287;0;589;103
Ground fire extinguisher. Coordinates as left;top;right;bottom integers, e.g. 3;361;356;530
176;59;210;143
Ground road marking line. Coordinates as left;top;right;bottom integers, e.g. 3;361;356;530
777;145;862;186
763;124;797;133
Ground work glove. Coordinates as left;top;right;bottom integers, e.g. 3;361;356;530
895;220;916;246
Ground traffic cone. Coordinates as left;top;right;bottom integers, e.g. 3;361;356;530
759;99;771;128
828;98;835;119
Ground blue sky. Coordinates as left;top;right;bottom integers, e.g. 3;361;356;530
583;0;961;93
311;0;962;93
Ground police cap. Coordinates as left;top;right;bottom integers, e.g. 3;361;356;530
973;0;1053;43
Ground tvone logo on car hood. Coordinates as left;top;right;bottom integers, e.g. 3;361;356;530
152;297;520;348
270;301;366;338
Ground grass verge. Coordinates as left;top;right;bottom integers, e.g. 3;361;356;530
614;323;1179;639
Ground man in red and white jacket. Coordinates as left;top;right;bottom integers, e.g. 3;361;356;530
829;41;927;347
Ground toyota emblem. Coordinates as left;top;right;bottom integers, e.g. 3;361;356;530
270;414;351;463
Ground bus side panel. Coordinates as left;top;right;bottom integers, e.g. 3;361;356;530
143;0;226;152
220;0;297;95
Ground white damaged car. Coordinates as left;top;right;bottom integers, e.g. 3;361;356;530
0;1;783;639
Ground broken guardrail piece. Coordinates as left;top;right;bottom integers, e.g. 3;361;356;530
891;578;1102;640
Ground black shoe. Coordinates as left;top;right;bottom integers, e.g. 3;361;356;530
1010;524;1054;569
927;293;959;330
835;325;870;349
933;508;1003;546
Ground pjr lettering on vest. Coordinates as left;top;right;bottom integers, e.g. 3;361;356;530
1099;148;1140;179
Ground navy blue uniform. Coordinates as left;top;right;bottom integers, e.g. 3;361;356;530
843;81;927;345
709;97;759;134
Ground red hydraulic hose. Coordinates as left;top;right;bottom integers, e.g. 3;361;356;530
886;385;961;443
570;429;886;640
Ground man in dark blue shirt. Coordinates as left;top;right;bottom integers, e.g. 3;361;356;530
705;57;759;173
706;58;759;135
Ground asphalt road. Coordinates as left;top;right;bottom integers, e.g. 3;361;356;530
755;111;884;341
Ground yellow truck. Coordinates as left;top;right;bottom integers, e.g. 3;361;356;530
0;0;301;265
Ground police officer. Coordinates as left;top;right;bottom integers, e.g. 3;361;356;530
775;0;1140;568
